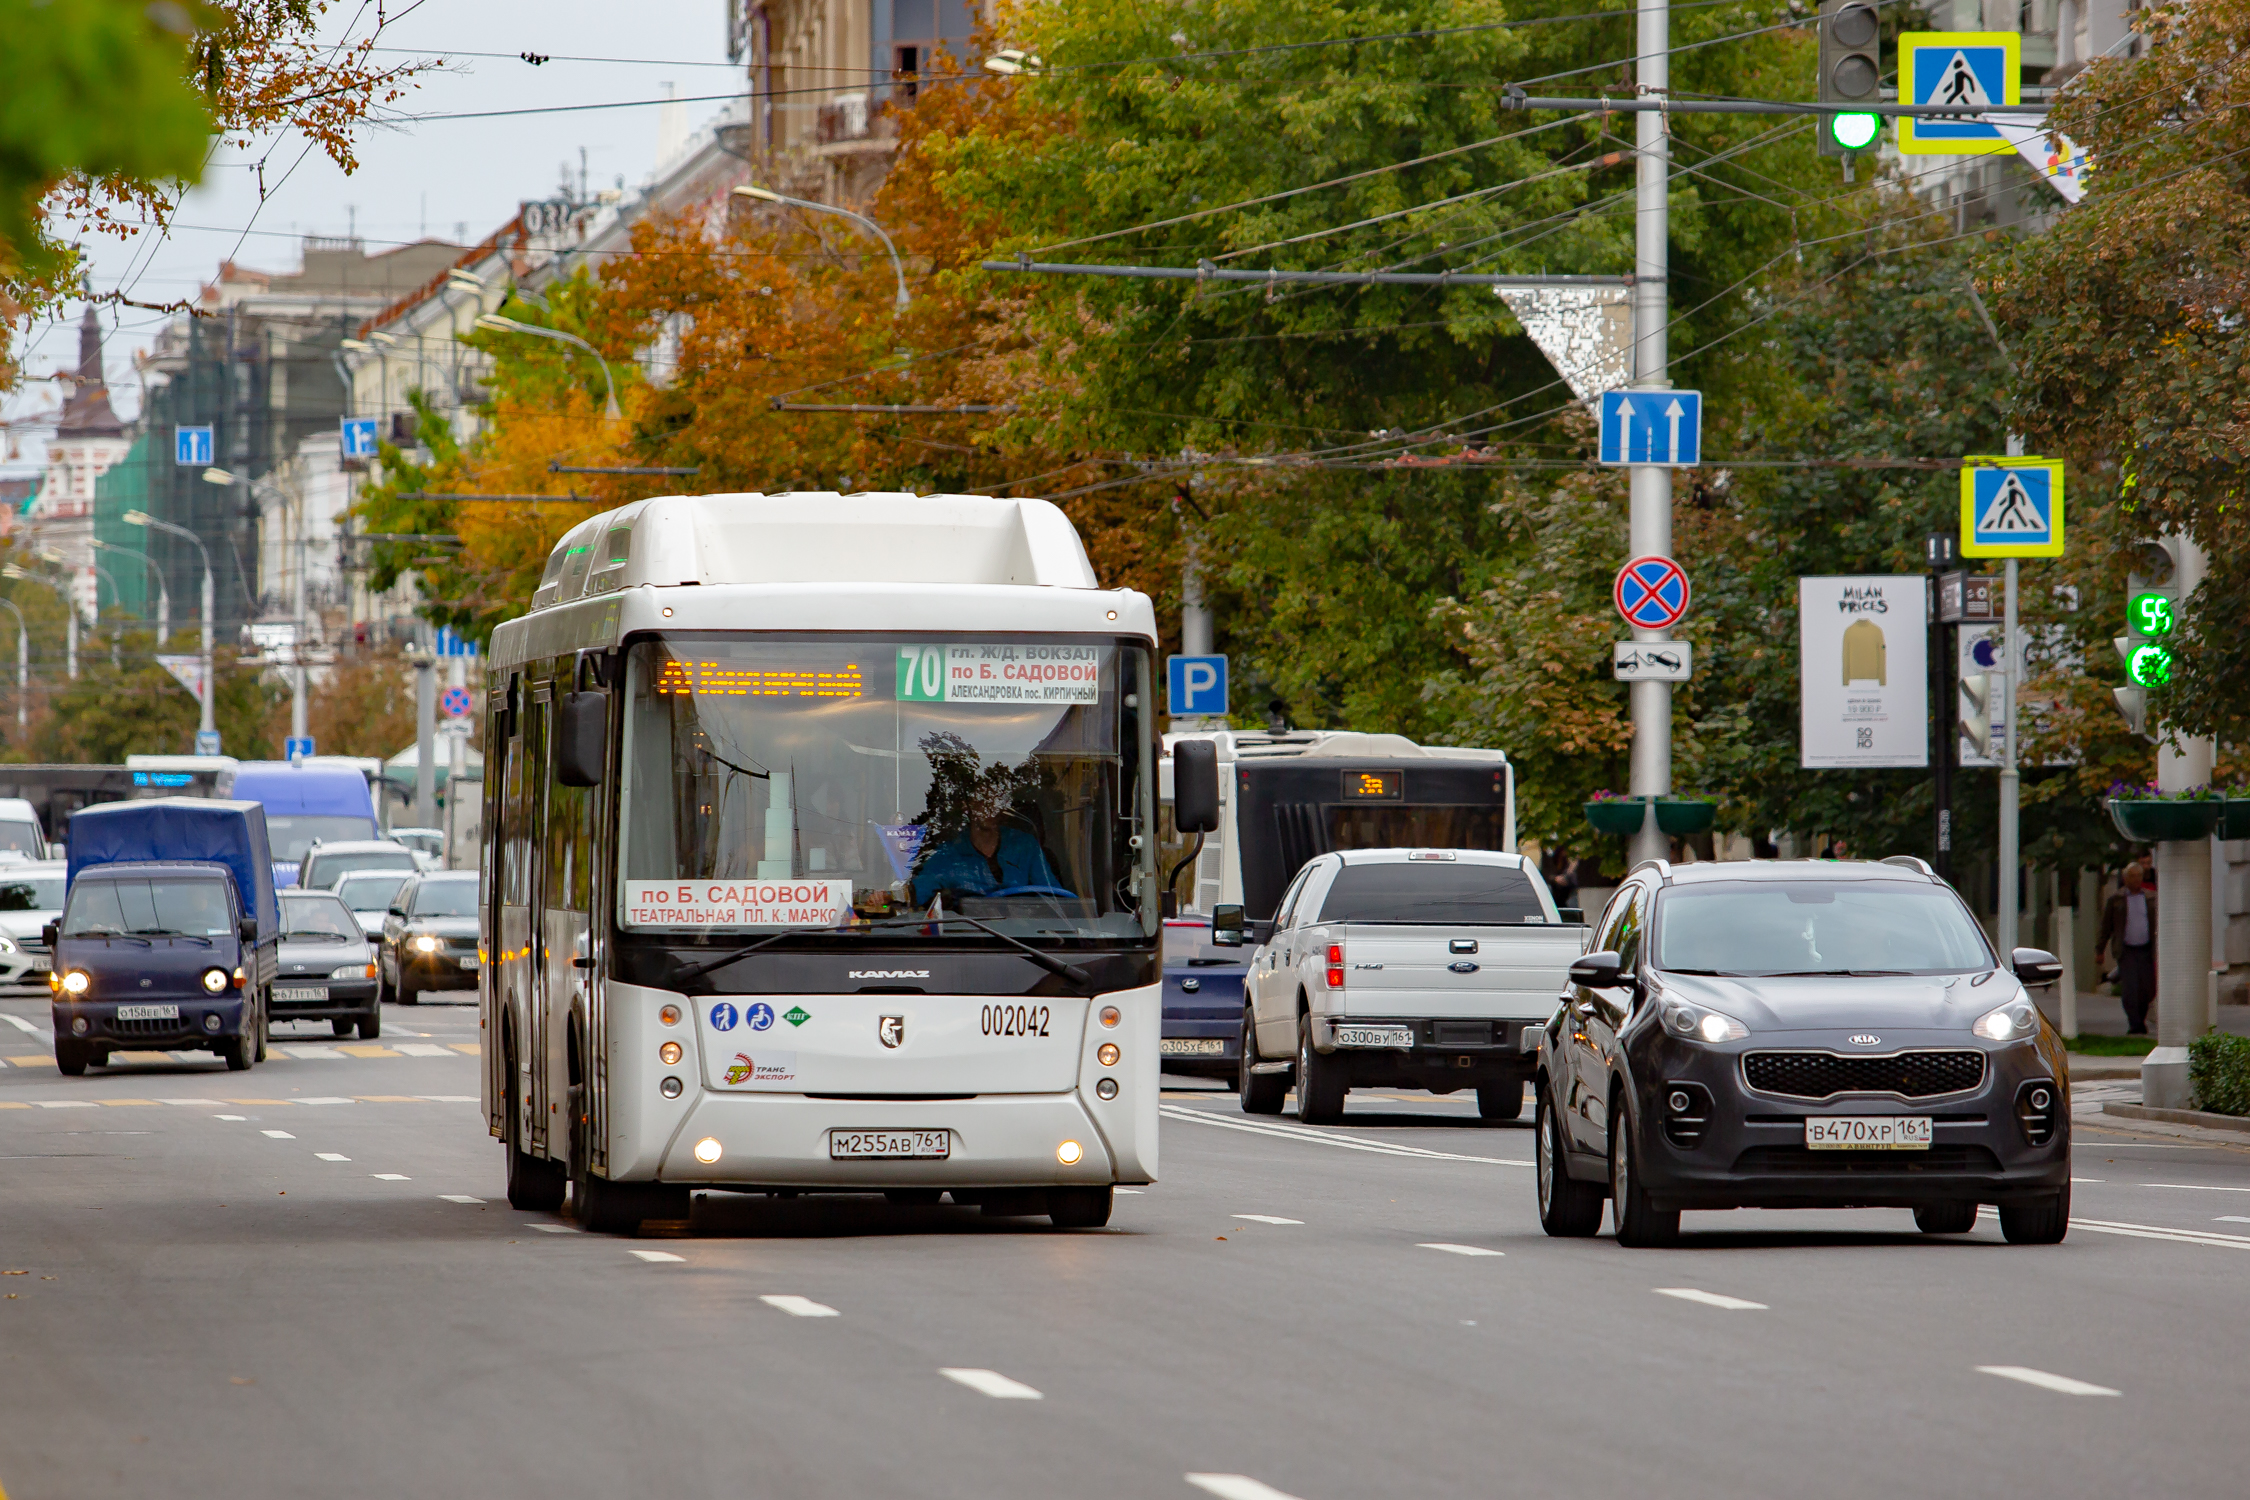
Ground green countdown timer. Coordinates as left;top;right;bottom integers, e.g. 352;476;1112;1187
1830;112;1882;150
2130;590;2175;637
2128;642;2173;688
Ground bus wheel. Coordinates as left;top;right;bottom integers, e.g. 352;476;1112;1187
504;1051;565;1212
566;1082;686;1232
1048;1186;1113;1229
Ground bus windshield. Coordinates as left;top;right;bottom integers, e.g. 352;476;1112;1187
619;636;1151;945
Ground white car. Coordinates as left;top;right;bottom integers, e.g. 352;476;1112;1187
334;869;412;939
0;861;67;987
0;797;49;861
387;827;446;871
296;840;421;892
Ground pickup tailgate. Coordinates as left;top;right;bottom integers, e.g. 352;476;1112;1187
1323;924;1580;1020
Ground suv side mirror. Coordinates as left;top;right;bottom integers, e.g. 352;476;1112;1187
2011;947;2063;988
556;690;608;787
1569;950;1623;988
1210;903;1245;947
1173;739;1220;834
238;916;258;943
41;921;58;949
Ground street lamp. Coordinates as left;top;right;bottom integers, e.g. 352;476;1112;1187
730;185;911;310
124;510;216;752
473;314;622;419
2;565;73;681
92;539;170;647
0;596;27;727
982;49;1043;75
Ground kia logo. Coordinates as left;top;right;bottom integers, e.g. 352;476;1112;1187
1849;1034;1881;1046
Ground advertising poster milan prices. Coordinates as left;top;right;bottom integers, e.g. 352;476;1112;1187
1799;577;1929;769
624;880;852;928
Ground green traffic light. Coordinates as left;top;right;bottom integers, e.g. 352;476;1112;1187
2129;590;2174;637
2128;642;2173;688
1830;112;1881;150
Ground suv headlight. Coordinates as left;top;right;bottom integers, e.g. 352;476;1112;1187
1659;998;1749;1043
1975;1000;2038;1041
413;933;439;953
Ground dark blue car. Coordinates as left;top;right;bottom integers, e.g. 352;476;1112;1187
1160;918;1249;1083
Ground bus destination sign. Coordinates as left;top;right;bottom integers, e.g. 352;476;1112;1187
896;643;1101;705
624;880;854;928
1343;770;1404;800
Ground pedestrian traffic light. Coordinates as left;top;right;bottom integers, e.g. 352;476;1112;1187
2112;537;2184;737
1817;0;1884;158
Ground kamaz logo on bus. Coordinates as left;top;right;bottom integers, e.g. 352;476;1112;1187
849;969;930;980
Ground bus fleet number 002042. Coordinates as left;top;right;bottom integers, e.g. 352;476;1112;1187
981;1004;1052;1038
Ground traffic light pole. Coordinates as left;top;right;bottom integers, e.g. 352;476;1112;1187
2146;531;2214;1109
1625;0;1674;869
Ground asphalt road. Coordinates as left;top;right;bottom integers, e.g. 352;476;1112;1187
2;991;2246;1499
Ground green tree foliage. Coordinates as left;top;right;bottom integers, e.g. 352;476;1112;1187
1985;0;2250;743
31;640;278;763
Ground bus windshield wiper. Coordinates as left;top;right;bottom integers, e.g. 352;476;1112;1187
672;913;1096;990
671;927;834;983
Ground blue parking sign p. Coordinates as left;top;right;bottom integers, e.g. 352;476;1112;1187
1167;654;1228;717
174;425;213;466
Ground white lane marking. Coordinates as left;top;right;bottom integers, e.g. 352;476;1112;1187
284;1046;341;1059
1187;1477;1308;1500
2;1014;47;1037
940;1368;1042;1399
418;1094;478;1102
2217;1216;2250;1225
1160;1105;1531;1167
260;1130;295;1139
1656;1287;1767;1311
159;1099;227;1107
2139;1182;2250;1192
34;1101;97;1109
2067;1217;2250;1250
370;1173;411;1181
1977;1365;2120;1397
439;1194;485;1204
1233;1214;1304;1225
395;1044;455;1057
2070;1177;2104;1183
297;1096;355;1106
630;1250;685;1263
533;1224;579;1234
314;1152;350;1162
761;1294;840;1318
1418;1243;1505;1257
215;1114;247;1121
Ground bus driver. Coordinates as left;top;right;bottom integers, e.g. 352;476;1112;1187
912;789;1063;905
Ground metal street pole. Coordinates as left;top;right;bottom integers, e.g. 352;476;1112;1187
413;638;436;828
9;568;76;682
2146;530;2214;1109
92;540;168;647
126;511;217;746
1626;0;1673;869
1997;436;2023;954
0;597;25;728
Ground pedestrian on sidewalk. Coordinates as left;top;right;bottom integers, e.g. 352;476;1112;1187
2096;862;2158;1035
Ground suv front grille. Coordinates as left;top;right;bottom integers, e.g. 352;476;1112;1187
1742;1049;1985;1101
1732;1144;2001;1175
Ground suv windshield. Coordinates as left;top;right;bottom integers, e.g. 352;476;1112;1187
336;873;408;911
411;881;479;918
1315;862;1547;924
1654;879;1994;975
281;895;360;941
266;815;379;863
63;878;234;938
618;636;1153;946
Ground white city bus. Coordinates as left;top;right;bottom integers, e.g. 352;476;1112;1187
479;494;1171;1231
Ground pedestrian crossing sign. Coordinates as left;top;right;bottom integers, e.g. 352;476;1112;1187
1898;32;2020;156
1960;457;2064;557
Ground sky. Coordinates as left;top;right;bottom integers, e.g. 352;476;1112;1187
3;0;738;472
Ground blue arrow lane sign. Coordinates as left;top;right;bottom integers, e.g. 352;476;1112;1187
340;416;378;459
1598;389;1702;467
174;425;213;466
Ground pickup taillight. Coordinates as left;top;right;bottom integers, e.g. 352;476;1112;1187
1326;943;1344;988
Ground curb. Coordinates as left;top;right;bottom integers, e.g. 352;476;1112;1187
2065;1057;2145;1080
2102;1102;2250;1135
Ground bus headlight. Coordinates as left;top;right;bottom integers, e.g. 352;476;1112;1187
1056;1139;1083;1166
61;970;90;995
201;968;230;994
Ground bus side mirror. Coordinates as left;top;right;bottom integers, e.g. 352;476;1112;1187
1210;903;1245;947
556;691;608;787
1173;739;1220;834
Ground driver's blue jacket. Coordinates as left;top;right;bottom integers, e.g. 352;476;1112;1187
911;827;1061;905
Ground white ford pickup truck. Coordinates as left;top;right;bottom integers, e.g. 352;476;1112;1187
1222;848;1586;1123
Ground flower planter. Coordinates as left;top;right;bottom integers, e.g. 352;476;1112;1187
2107;798;2224;843
1584;797;1716;837
2223;800;2250;842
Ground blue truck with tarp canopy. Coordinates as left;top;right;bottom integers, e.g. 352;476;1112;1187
48;798;279;1075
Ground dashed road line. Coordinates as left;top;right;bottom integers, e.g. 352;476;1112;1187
439;1194;485;1204
1233;1214;1303;1225
2217;1216;2250;1225
315;1152;350;1162
370;1173;410;1181
1187;1475;1308;1500
1977;1365;2119;1396
533;1224;578;1234
260;1130;295;1139
630;1250;685;1263
1418;1243;1505;1257
2139;1182;2250;1192
395;1044;455;1057
1655;1288;1767;1311
34;1101;95;1109
939;1368;1042;1399
215;1114;247;1121
761;1294;840;1317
